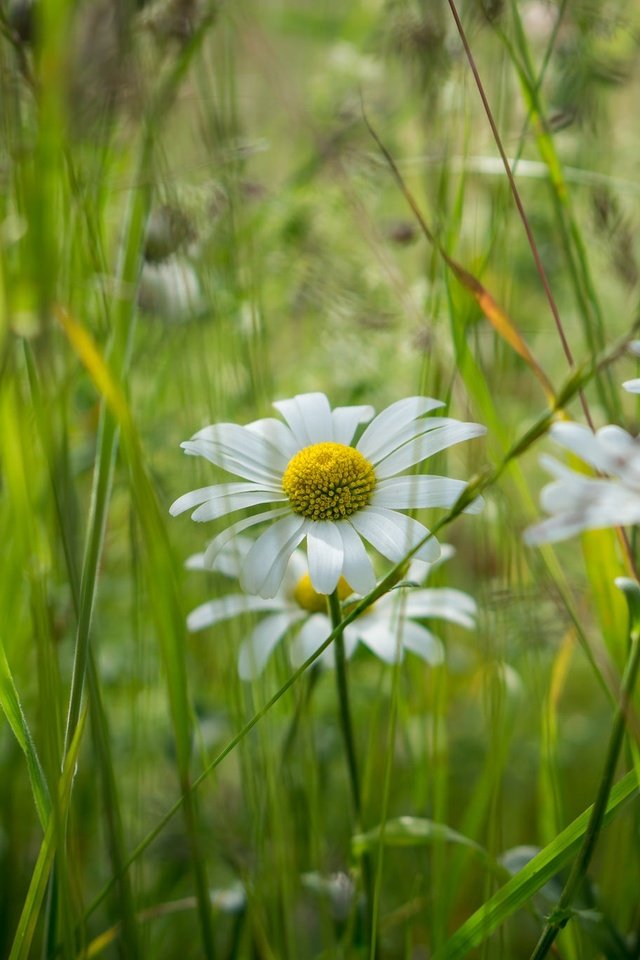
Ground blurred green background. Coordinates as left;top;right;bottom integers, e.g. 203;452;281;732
1;0;640;957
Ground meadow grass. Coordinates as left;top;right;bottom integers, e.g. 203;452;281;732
1;1;640;957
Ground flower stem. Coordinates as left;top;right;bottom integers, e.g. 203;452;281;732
327;590;376;951
329;591;362;818
529;620;640;959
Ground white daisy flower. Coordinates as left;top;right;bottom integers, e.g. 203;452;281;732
170;393;486;599
524;421;640;545
187;540;476;678
138;257;201;321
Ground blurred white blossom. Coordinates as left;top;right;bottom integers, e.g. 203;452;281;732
525;421;640;544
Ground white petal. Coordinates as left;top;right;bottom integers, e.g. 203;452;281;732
342;624;360;660
187;539;253;575
202;508;290;567
237;613;298;679
539;454;580;481
339;522;377;594
539;476;603;513
597;425;640;483
181;439;281;487
548;422;624;476
187;595;280;631
371;475;483;513
280;550;309;597
171;483;262;517
403;588;477;628
525;468;640;541
374;422;487;479
241;515;309;598
245;417;298;456
306;521;344;595
623;378;640;394
629;340;640;357
596;424;637;455
292;617;359;668
349;506;441;563
191;488;286;522
357;397;445;460
524;514;592;545
206;536;254;578
406;544;456;583
400;622;445;664
546;483;640;527
273;393;334;446
185;422;287;483
289;613;334;668
358;616;404;663
581;489;640;526
331;405;375;445
361;417;453;465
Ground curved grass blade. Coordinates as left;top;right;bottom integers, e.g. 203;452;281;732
432;770;639;960
24;344;141;958
8;705;87;960
0;640;51;829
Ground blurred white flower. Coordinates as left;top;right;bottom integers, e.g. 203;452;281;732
524;421;640;544
301;870;355;923
138;257;201;321
171;393;485;599
521;1;559;43
187;540;476;678
290;547;476;669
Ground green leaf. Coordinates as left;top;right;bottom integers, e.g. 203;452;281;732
353;817;500;874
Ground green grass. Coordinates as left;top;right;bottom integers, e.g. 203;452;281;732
2;0;640;957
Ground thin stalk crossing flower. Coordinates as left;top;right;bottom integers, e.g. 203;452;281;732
186;539;476;679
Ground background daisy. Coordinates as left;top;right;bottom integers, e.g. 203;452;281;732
524;421;640;544
187;540;476;678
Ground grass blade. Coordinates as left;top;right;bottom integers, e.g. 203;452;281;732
0;640;51;829
432;771;639;959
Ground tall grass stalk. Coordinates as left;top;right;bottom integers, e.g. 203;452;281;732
530;579;640;958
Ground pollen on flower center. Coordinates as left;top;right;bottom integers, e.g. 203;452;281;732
282;442;376;521
293;573;353;612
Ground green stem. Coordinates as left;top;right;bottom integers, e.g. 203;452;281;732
327;590;376;952
280;666;321;764
329;591;362;820
529;625;640;959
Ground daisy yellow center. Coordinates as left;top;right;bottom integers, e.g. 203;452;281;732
282;442;376;521
293;573;353;612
